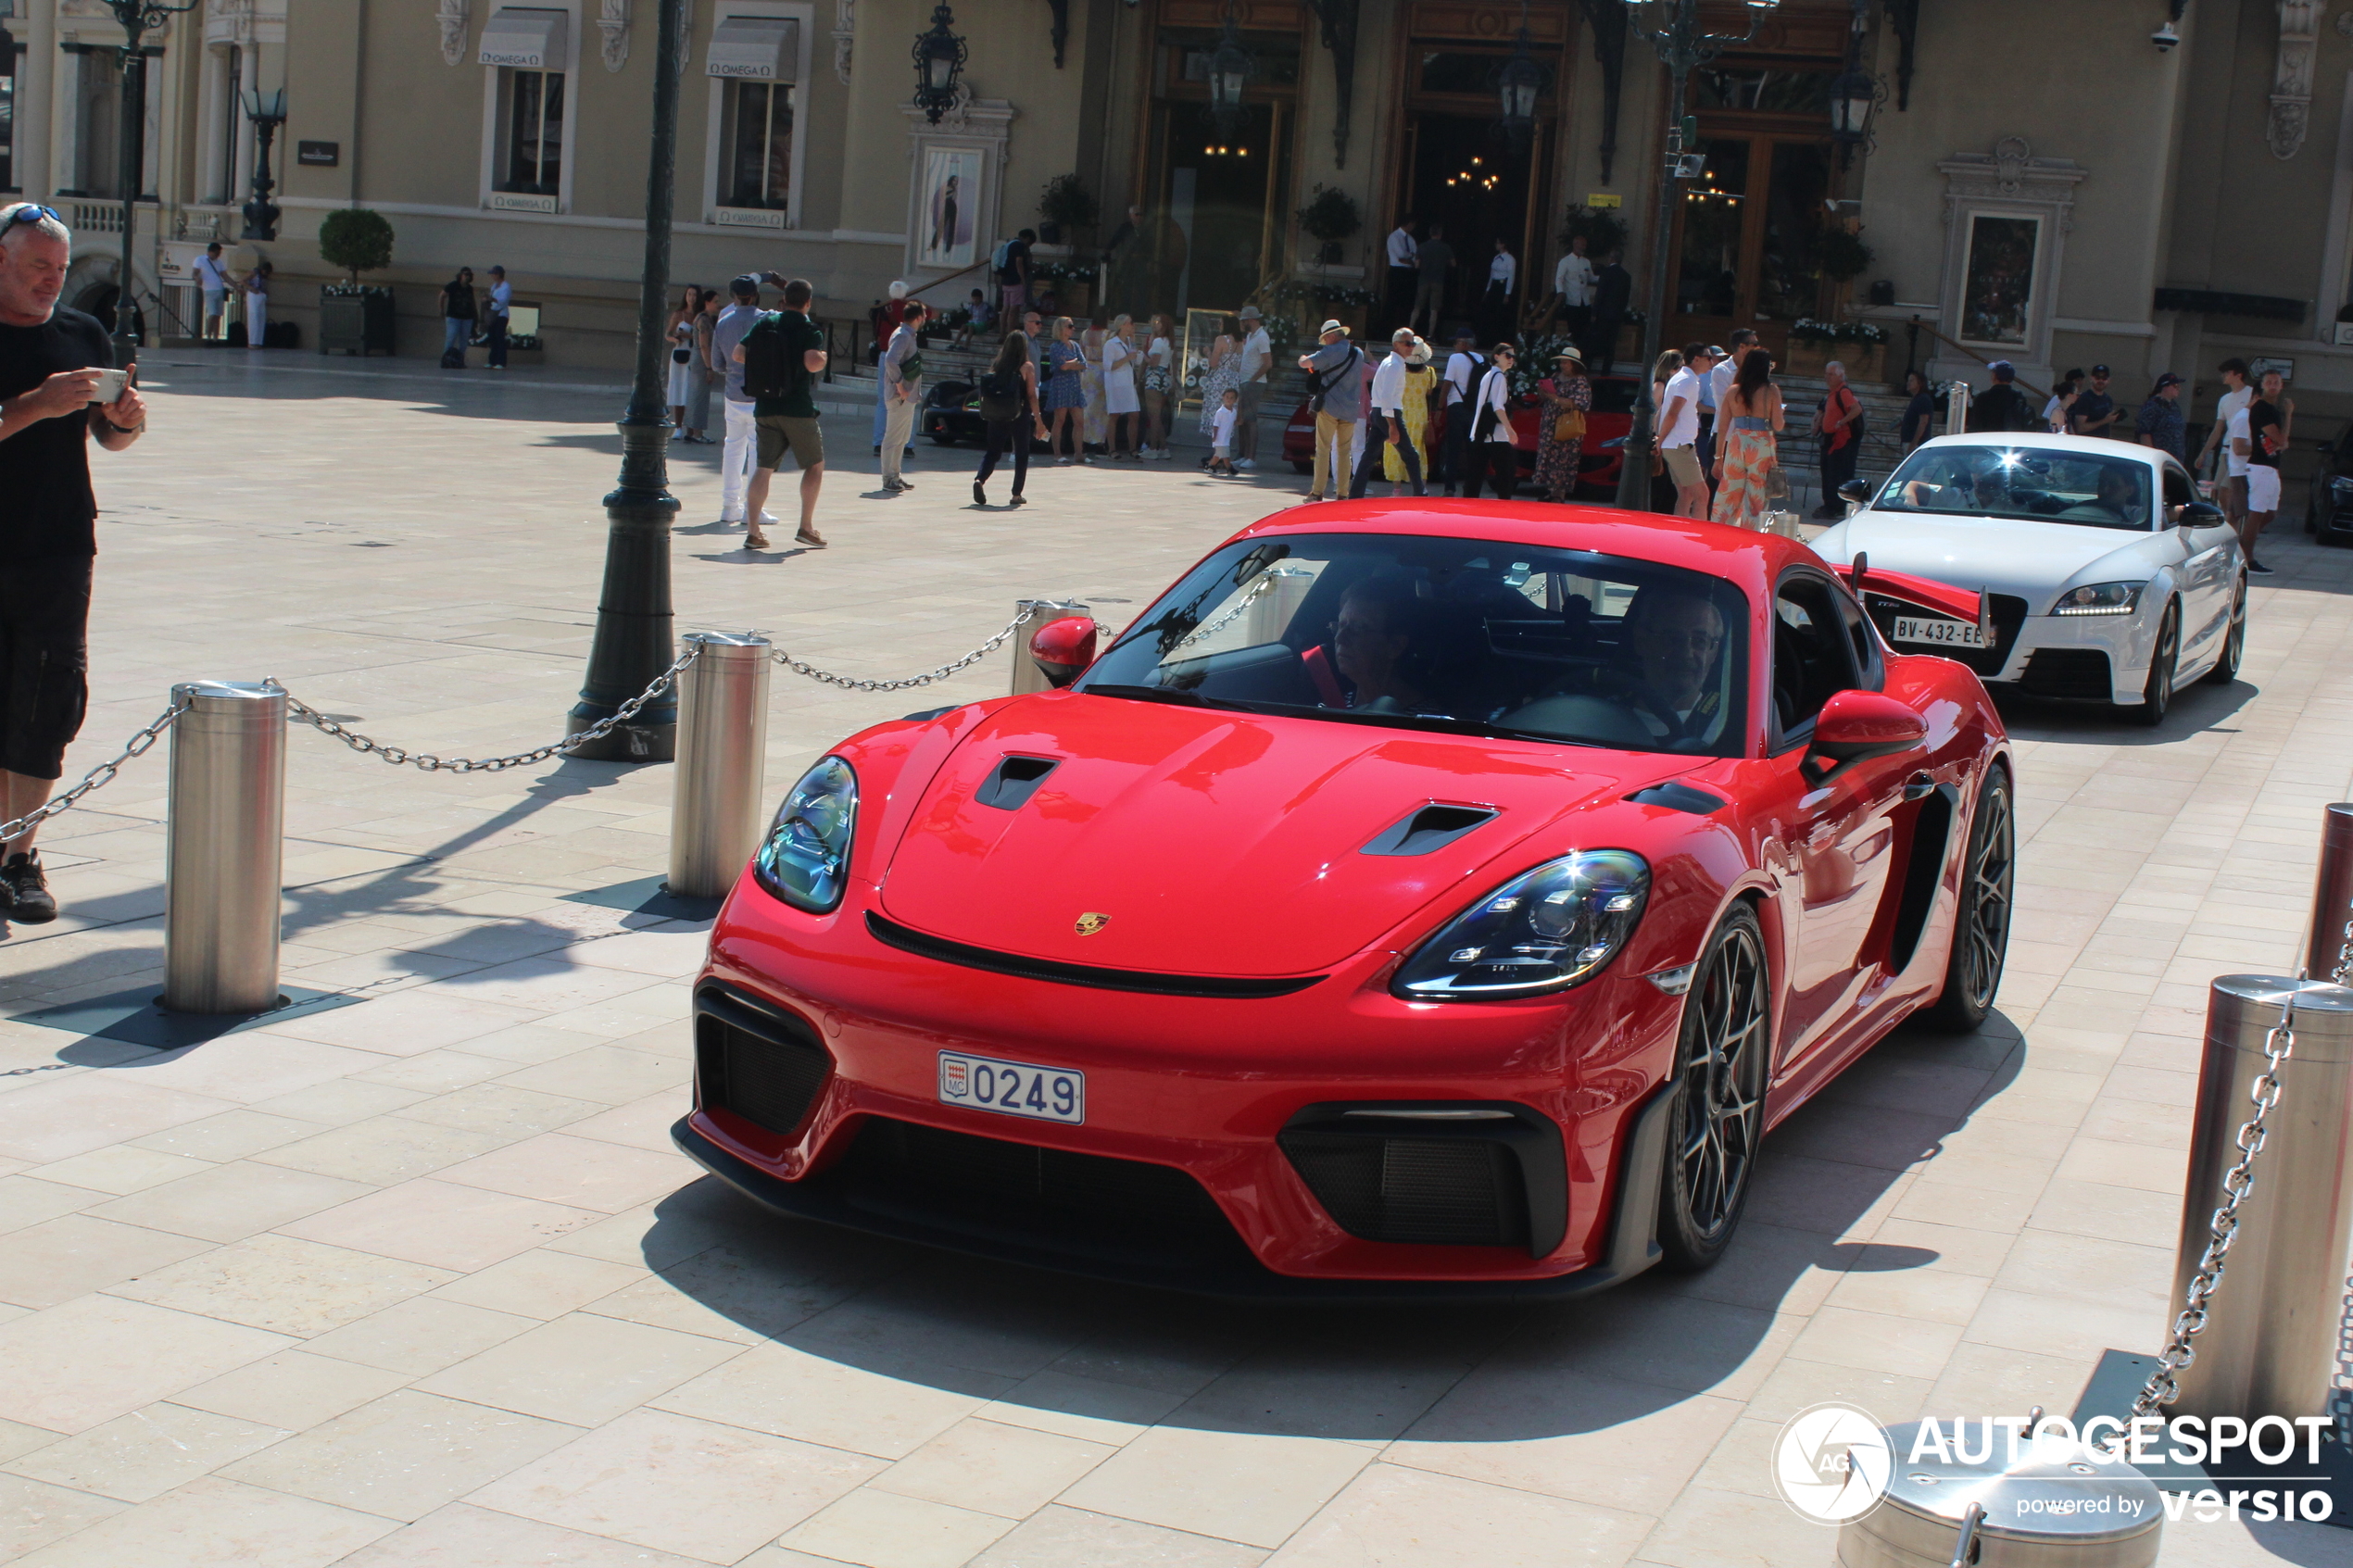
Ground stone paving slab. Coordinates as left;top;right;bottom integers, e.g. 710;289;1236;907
3;355;2352;1565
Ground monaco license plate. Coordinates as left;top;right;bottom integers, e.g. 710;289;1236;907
937;1051;1085;1124
1893;615;1986;649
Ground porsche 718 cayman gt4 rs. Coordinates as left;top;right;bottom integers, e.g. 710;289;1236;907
674;501;2017;1298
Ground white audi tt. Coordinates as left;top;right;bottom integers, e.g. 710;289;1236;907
1811;433;2247;725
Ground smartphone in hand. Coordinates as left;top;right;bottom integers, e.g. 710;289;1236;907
88;368;129;404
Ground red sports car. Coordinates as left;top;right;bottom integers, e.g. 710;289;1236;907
1281;375;1640;496
676;503;2016;1299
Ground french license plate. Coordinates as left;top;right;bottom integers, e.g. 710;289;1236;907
1893;615;1986;649
937;1051;1085;1124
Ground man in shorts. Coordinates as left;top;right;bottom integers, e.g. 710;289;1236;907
731;275;830;550
0;203;150;922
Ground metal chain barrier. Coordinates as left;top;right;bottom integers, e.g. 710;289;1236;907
2127;988;2301;1424
767;605;1046;693
0;695;188;846
276;646;701;772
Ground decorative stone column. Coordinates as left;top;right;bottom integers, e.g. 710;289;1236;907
437;0;470;66
2271;0;2322;159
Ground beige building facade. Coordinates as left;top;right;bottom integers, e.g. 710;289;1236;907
7;0;2353;426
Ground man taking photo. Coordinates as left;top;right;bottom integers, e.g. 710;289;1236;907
0;203;148;922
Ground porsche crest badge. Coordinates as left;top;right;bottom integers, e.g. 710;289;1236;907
1074;912;1111;936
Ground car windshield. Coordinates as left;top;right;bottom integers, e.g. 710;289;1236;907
1872;445;2156;532
1077;533;1753;757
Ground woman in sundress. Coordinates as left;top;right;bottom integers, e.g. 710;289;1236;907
1384;339;1439;493
1040;317;1086;464
1141;314;1176;457
1198;319;1241;437
1103;315;1142;458
1531;346;1592;503
1710;347;1784;530
1079;324;1109;458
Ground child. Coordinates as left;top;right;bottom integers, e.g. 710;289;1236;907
1205;386;1239;474
957;288;992;348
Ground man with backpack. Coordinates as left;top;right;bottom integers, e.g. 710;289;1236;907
1813;359;1863;519
1296;320;1363;503
1441;333;1482;495
996;230;1034;332
730;276;831;550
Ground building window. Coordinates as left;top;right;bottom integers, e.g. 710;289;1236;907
77;48;123;198
723;80;791;210
499;66;563;194
217;44;245;203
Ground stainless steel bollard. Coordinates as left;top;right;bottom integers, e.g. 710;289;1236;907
668;633;771;900
162;681;286;1014
1944;380;1971;437
2307;803;2353;983
1009;599;1091;695
2168;974;2353;1425
1839;1421;2162;1568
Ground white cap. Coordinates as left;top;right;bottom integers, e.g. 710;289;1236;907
888;280;909;299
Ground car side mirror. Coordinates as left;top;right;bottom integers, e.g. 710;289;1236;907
1029;616;1100;689
2177;500;2226;530
1836;479;1870;518
1806;690;1928;784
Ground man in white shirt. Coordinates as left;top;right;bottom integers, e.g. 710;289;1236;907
192;242;231;341
1546;234;1593;338
710;274;777;542
485;266;513;369
1482;241;1517;343
1441;334;1482;495
1659;344;1711;518
1351;329;1426;499
1462;341;1519;499
1384;216;1418;335
1234;305;1272;470
2196;358;2251;527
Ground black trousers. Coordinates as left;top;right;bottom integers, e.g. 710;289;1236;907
977;419;1031;495
1586;313;1623;373
1442;408;1474;493
1819;435;1858;511
1460;441;1517;500
1387;267;1417;332
0;557;93;783
484;316;510;368
1350;411;1424;498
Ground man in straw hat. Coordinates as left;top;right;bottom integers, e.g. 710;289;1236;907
1297;319;1364;502
1351;327;1428;499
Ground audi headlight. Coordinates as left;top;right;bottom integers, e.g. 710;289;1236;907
2051;581;2145;617
753;757;857;913
1392;850;1650;1000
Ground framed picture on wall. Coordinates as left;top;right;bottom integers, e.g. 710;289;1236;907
917;148;981;270
1959;214;2040;346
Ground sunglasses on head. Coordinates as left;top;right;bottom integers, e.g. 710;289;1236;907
5;205;62;230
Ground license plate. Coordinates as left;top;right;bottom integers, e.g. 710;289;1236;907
1892;615;1986;649
937;1051;1085;1124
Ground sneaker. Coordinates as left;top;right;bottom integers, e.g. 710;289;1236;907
1234;458;1255;471
1008;495;1027;507
2248;558;2275;575
3;853;57;923
974;482;988;505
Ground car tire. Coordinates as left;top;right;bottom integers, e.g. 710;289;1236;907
2204;578;2246;685
1923;766;2015;1034
927;432;959;446
2129;599;2180;727
1656;903;1770;1273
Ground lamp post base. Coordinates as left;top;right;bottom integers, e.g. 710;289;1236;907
566;416;680;763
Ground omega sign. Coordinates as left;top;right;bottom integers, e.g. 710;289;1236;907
480;49;549;66
708;59;776;78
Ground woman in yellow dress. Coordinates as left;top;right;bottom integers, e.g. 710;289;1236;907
1710;347;1784;530
1384;339;1438;494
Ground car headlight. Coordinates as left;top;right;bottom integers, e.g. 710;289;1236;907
1392;850;1650;1000
752;757;857;913
2331;476;2353;495
2050;582;2145;617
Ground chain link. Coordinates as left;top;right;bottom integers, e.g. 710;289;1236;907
0;696;188;846
767;605;1047;693
277;646;701;772
2129;989;2300;1421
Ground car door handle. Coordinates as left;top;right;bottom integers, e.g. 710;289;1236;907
1904;772;1938;802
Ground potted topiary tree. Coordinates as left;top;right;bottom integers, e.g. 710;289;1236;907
1559;205;1629;261
318;208;396;356
1297;185;1361;268
1037;173;1098;248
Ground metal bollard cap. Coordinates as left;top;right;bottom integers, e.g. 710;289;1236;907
680;631;771;649
171;679;286;704
1863;1420;2162;1550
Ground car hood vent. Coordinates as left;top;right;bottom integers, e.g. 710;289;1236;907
975;755;1061;811
1360;803;1497;857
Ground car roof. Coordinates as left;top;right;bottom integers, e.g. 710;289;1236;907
1909;432;2167;465
1224;498;1814;605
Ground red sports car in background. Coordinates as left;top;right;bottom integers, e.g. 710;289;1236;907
1283;375;1640;497
676;503;2016;1298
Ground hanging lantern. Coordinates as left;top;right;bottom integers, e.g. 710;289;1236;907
1828;64;1878;145
1491;29;1544;140
911;4;968;124
1205;9;1255;133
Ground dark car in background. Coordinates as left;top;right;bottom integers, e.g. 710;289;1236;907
2305;420;2353;545
922;380;985;446
1282;375;1639;497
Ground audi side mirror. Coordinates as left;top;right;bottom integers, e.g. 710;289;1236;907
1837;479;1870;518
1029;616;1100;689
1806;690;1928;784
2177;500;2226;530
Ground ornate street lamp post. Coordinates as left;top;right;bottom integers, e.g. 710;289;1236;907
566;0;687;761
912;5;968;124
97;0;201;365
1611;0;1779;511
239;87;287;241
1826;2;1881;169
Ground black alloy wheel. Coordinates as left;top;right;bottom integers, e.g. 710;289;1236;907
2131;599;2180;727
1657;904;1771;1272
2204;579;2246;684
1925;768;2015;1033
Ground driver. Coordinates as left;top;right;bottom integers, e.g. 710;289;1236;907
1616;586;1729;744
1332;574;1435;711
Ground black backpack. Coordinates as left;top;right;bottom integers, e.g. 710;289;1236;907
739;312;809;402
976;368;1022;420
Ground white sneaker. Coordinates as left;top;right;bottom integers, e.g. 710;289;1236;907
1233;458;1255;471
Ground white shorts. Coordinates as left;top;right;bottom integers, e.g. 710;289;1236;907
1212;445;1230;460
2246;465;2281;513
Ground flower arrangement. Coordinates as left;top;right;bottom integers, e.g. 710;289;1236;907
1788;318;1887;345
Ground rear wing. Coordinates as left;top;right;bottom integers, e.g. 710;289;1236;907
1829;556;1989;639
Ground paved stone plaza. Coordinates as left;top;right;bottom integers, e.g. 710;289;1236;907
2;352;2351;1567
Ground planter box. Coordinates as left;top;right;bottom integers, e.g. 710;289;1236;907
1785;339;1885;384
320;289;396;357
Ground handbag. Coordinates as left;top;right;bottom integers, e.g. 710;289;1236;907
1764;461;1789;499
1553;407;1587;443
672;346;691;364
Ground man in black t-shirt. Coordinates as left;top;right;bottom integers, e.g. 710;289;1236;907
0;203;148;922
997;229;1034;332
2235;368;2288;575
1966;360;2039;433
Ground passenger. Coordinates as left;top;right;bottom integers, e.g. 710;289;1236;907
1332;574;1435;711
